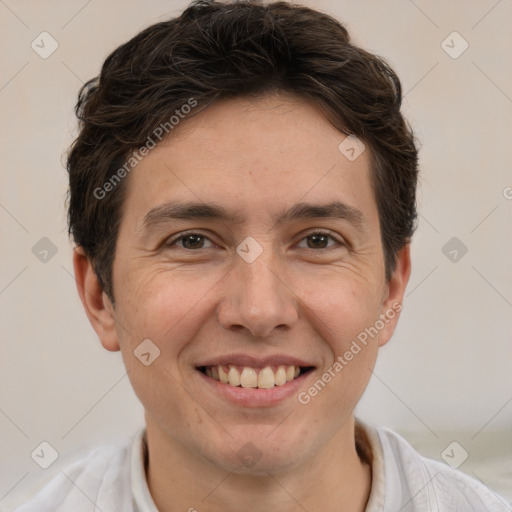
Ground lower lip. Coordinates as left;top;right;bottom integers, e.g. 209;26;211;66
196;369;315;407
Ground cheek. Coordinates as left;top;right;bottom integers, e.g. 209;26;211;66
296;274;381;406
297;272;383;353
116;265;216;346
112;268;214;426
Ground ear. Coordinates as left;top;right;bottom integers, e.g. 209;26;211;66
377;244;411;348
73;246;120;352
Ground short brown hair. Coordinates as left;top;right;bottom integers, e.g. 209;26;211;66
67;0;419;303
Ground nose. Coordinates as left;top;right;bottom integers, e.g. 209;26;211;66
217;247;299;338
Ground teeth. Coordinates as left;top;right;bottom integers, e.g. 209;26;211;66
204;364;305;388
228;365;241;386
240;367;258;388
218;365;229;383
274;366;287;386
257;367;275;389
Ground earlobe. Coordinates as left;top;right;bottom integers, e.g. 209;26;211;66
378;245;411;347
73;247;120;352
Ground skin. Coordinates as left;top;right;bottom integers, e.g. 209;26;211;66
74;92;410;512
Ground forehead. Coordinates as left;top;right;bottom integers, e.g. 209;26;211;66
121;93;378;229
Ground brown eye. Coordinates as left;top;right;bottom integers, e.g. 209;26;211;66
166;233;214;250
297;232;340;250
180;234;206;249
307;233;330;249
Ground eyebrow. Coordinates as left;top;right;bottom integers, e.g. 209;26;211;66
140;200;365;232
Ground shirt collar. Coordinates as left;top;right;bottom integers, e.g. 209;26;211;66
356;419;386;511
131;427;160;512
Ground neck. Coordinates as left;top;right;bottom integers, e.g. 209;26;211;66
143;416;372;512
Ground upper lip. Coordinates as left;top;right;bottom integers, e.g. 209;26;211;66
196;353;315;368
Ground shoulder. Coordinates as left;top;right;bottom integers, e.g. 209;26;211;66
375;426;510;512
13;437;133;512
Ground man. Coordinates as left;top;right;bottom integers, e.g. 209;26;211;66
16;1;508;510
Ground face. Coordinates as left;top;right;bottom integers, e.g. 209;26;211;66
76;93;410;474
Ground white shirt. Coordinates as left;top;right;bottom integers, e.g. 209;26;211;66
14;421;509;511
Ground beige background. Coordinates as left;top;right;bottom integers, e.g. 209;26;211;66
1;0;511;508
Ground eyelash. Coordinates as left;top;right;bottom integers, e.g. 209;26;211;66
164;230;344;251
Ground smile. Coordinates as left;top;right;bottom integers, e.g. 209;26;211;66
199;364;315;389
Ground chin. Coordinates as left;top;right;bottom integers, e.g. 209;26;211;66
202;424;313;475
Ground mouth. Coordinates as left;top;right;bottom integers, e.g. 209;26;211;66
197;364;315;389
193;354;317;407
